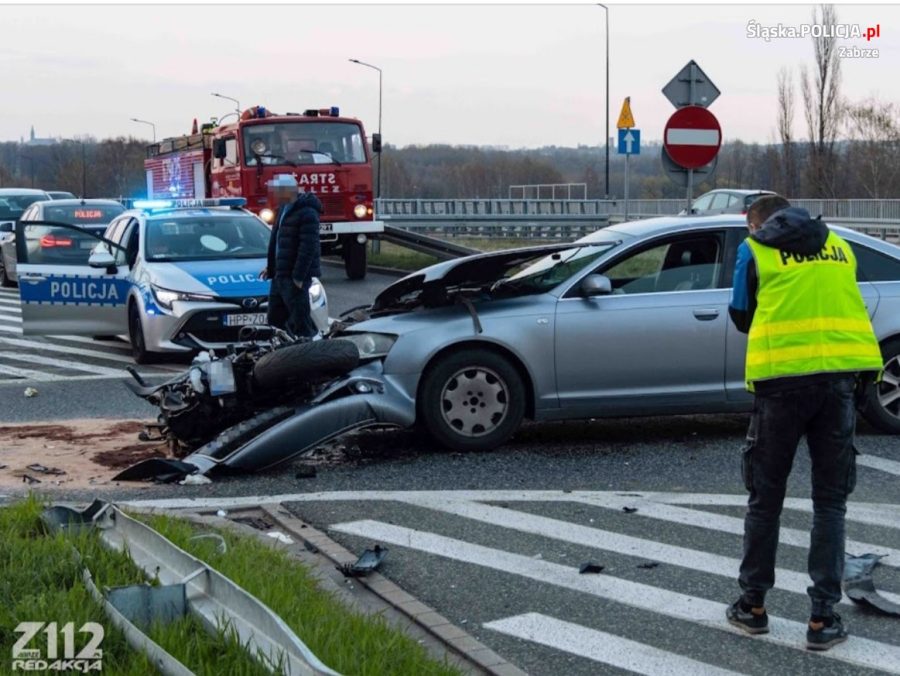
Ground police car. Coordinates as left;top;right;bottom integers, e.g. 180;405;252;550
15;198;328;363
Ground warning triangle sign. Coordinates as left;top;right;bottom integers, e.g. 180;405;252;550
617;97;635;129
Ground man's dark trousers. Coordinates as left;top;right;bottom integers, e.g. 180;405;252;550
738;376;858;617
267;277;315;338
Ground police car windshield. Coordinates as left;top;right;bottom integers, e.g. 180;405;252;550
145;214;270;262
243;122;366;166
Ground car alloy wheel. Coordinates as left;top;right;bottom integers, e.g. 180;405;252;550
439;366;510;437
876;353;900;421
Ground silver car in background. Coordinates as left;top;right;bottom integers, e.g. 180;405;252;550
333;215;900;451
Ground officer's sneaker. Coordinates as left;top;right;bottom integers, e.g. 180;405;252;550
726;598;769;634
807;613;848;651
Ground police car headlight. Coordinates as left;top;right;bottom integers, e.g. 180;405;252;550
353;204;368;219
340;332;397;359
260;208;275;223
151;285;215;310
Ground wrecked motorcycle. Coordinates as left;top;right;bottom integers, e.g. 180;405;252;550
117;326;414;482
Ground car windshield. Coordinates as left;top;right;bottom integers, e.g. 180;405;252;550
243;122;366;166
42;204;124;225
145;214;270;262
0;194;46;220
496;243;617;293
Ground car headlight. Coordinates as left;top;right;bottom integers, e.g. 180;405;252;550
151;284;215;310
341;332;397;359
353;204;368;219
260;208;275;223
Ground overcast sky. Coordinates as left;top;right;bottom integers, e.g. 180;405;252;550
1;3;897;148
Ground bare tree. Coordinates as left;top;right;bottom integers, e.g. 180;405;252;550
776;67;797;195
800;4;843;196
845;100;900;198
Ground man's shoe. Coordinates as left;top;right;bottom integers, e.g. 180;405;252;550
807;614;848;651
726;599;769;634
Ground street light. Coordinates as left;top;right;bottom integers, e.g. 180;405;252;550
212;92;241;116
130;117;156;142
598;4;610;199
349;58;383;200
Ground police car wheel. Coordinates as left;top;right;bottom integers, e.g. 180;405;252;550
129;304;156;365
862;338;900;434
419;348;525;452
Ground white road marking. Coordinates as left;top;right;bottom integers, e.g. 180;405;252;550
0;323;22;334
484;613;745;676
1;352;124;377
333;520;900;674
0;314;22;323
0;363;58;381
400;496;900;607
0;335;147;366
857;454;900;477
0;301;21;310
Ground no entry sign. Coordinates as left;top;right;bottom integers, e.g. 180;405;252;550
663;106;722;169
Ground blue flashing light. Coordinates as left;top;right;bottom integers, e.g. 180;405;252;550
133;199;174;209
330;106;340;117
135;197;247;211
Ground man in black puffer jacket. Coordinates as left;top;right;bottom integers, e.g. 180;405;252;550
264;183;323;338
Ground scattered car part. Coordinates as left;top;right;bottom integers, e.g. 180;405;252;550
21;474;40;484
337;545;388;578
579;562;605;574
266;531;295;545
844;553;900;617
23;387;38;398
27;463;66;476
622;507;639;514
637;562;660;570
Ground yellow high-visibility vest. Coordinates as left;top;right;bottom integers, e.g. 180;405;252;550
744;231;882;391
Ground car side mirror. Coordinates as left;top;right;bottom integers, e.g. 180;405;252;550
212;138;227;159
371;133;382;153
0;222;13;233
88;249;116;270
580;274;612;297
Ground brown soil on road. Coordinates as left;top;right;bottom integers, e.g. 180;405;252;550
0;419;167;490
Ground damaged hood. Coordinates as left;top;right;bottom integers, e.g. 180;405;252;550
372;244;585;310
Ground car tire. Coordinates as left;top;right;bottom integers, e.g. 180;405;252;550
344;238;367;280
0;259;14;288
862;338;900;434
419;348;525;452
252;339;359;391
129;303;157;365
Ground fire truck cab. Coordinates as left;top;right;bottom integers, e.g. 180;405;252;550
144;106;383;279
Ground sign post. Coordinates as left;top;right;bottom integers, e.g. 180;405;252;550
660;61;722;209
616;97;639;221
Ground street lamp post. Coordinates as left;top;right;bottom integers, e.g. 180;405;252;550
598;4;610;199
349;59;383;200
212;92;241;116
130;117;157;142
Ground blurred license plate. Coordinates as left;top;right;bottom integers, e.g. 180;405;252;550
224;312;266;326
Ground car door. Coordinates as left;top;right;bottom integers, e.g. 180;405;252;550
554;229;729;416
16;220;131;335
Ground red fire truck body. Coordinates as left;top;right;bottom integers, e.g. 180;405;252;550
144;106;383;279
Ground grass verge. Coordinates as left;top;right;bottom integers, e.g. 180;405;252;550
0;497;461;676
366;237;556;272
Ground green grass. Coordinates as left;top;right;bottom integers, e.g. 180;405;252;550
367;236;562;272
0;497;462;676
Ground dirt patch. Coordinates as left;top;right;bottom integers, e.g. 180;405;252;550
0;419;169;490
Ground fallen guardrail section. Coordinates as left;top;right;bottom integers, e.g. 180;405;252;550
42;500;340;676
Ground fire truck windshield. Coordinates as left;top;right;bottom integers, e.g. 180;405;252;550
243;122;366;167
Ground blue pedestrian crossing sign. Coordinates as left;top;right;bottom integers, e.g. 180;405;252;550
618;129;641;155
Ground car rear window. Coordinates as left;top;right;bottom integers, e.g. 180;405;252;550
42;205;124;225
0;194;47;220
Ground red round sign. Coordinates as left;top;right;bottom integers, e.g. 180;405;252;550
663;106;722;169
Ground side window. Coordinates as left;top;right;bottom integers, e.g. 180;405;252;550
225;137;238;166
727;195;742;208
710;193;730;210
850;242;900;282
691;194;715;212
601;234;724;294
16;223;108;266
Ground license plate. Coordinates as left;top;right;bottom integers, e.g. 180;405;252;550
320;223;333;233
224;312;266;327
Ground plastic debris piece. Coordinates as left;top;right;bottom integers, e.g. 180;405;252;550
27;463;66;476
579;562;605;574
179;474;212;486
216;509;228;518
24;387;38;398
266;531;294;545
22;474;41;484
0;463;7;470
622;506;639;514
337;544;388;577
637;562;660;570
189;534;227;554
843;553;900;617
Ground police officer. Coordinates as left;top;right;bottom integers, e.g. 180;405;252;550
725;195;882;650
260;175;322;337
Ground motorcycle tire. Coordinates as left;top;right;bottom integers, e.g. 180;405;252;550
252;339;359;391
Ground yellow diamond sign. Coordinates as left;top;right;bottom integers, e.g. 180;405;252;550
617;97;635;129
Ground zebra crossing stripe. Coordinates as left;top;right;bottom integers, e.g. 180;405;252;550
0;324;22;334
399;496;900;608
0;352;125;378
332;520;900;674
0;314;22;323
0;335;148;366
857;454;900;477
483;613;745;676
0;363;58;381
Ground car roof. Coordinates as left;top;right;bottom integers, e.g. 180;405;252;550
0;188;50;196
136;207;257;220
36;199;123;207
598;214;747;240
703;189;774;196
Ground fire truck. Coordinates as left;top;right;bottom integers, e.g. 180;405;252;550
143;106;383;279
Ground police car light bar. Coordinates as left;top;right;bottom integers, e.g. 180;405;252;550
133;198;247;210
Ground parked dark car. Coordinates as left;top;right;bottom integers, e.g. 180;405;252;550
683;189;775;216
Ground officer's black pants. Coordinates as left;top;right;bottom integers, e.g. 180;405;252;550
267;276;315;338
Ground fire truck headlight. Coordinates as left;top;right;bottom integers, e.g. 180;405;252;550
260;208;275;223
353;204;368;219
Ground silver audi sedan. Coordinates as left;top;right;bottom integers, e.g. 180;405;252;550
335;215;900;451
